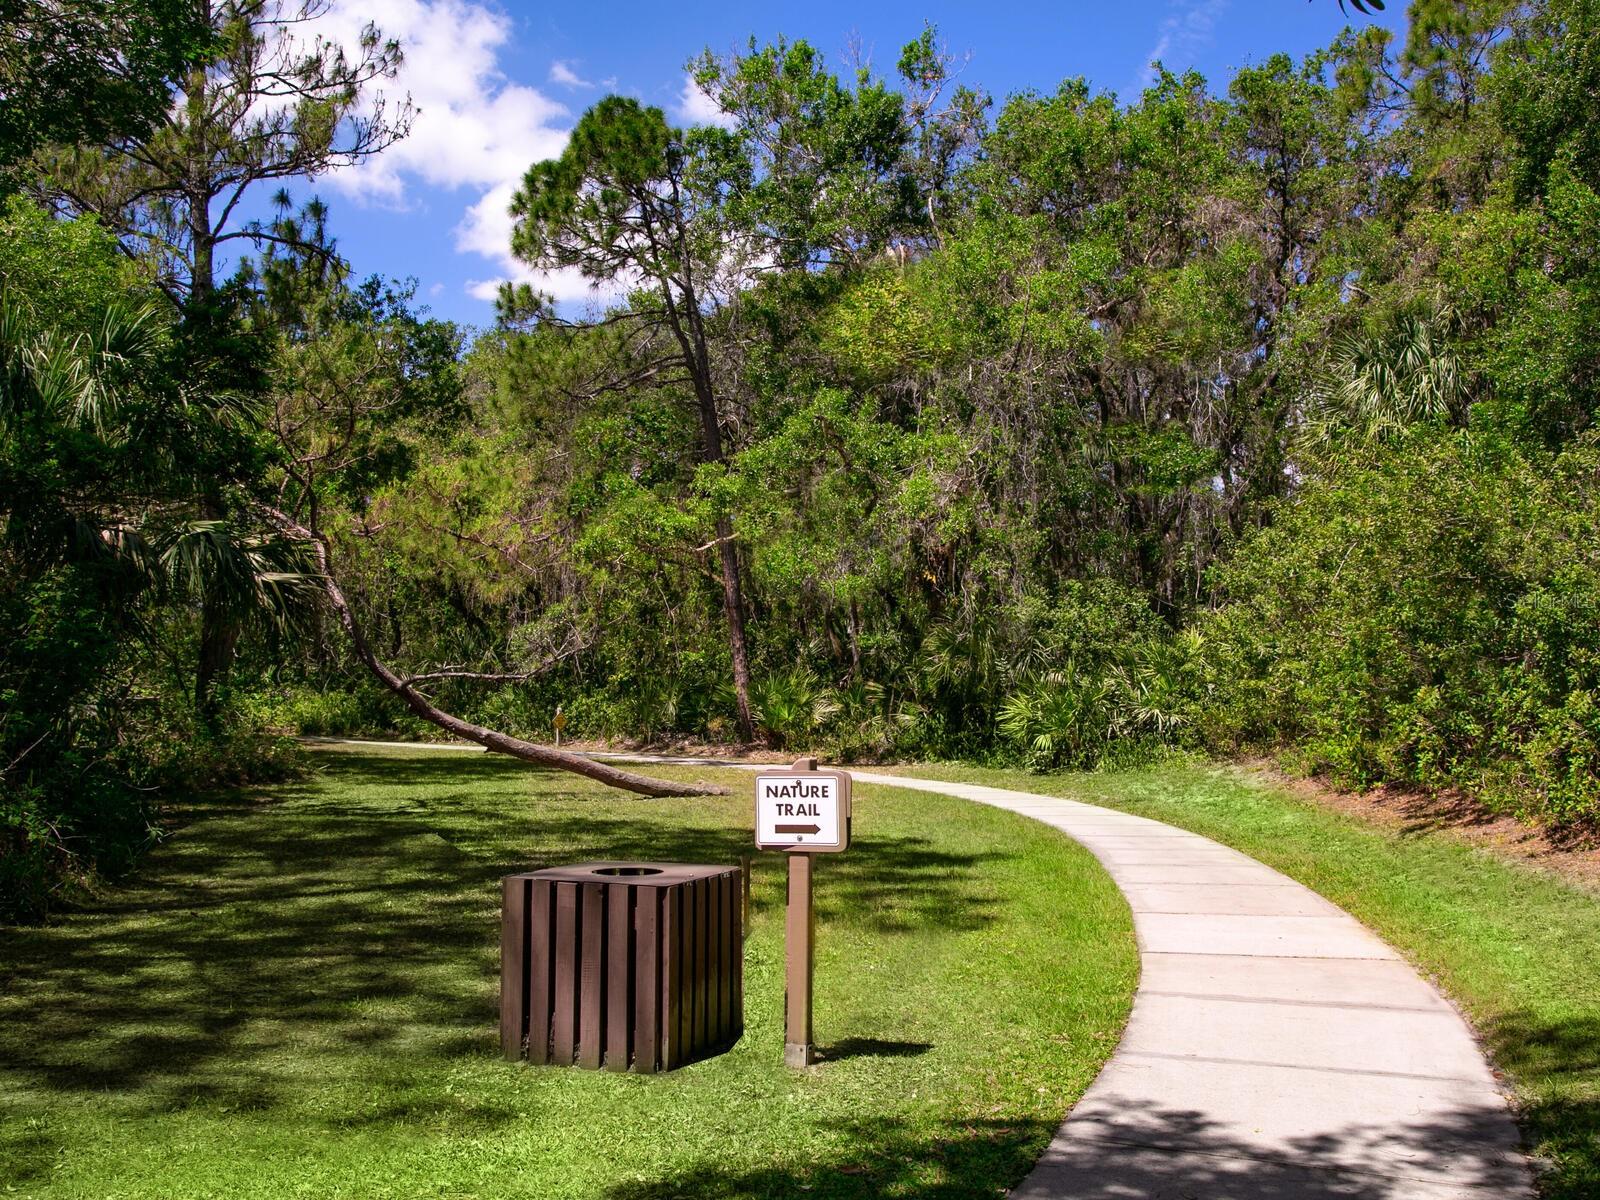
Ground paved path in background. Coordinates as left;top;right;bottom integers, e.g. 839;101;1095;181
846;771;1533;1200
312;741;1533;1197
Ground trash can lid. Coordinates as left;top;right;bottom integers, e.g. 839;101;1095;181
512;861;737;886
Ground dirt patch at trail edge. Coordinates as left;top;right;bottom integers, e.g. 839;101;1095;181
1240;759;1600;893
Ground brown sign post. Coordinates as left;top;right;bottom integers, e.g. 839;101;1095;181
754;756;852;1067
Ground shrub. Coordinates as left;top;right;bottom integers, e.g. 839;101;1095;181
242;683;423;739
821;679;920;763
998;671;1114;770
996;630;1205;772
1204;430;1600;829
752;667;839;749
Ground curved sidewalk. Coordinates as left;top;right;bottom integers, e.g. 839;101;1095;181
850;771;1532;1200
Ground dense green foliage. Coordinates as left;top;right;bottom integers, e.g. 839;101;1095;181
0;195;307;920
7;0;1600;917
1;2;421;919
289;2;1598;826
1207;432;1600;822
0;0;210;173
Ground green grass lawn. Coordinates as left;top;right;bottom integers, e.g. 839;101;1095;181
0;746;1135;1199
885;759;1600;1200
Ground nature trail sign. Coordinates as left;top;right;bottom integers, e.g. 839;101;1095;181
754;758;854;1067
754;767;850;852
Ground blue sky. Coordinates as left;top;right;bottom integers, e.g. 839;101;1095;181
281;0;1408;332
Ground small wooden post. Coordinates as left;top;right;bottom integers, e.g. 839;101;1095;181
784;850;815;1067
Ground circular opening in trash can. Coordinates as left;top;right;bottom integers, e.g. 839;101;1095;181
592;866;664;876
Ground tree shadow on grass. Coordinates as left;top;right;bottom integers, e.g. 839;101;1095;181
0;752;1006;1122
603;1114;1057;1200
0;1118;61;1190
0;785;497;1117
1483;1008;1600;1200
305;751;1011;934
600;1100;1535;1200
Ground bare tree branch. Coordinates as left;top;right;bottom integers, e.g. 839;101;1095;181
401;639;590;686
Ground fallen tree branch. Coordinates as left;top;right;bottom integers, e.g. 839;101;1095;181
261;507;726;799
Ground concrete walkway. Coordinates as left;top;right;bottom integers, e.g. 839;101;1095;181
848;771;1532;1200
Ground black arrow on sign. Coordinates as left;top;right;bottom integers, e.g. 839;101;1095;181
775;823;821;835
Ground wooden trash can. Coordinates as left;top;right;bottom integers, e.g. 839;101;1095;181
501;862;743;1072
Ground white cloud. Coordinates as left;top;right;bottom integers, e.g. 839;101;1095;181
1132;0;1228;95
307;0;568;200
464;268;620;307
549;59;594;89
456;179;627;308
283;0;622;308
675;73;735;129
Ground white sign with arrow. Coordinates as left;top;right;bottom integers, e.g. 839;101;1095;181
753;758;854;1067
754;770;850;853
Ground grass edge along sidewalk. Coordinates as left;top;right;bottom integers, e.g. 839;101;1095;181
0;745;1136;1199
883;758;1600;1200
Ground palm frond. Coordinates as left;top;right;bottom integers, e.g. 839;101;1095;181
1306;308;1467;445
752;667;840;748
157;519;318;635
0;291;169;438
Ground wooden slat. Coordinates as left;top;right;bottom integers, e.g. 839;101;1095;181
500;875;528;1059
552;882;578;1064
718;870;734;1038
709;872;722;1039
698;877;710;1050
707;874;723;1041
727;869;739;1033
732;871;744;1038
701;876;713;1053
679;878;694;1058
687;878;704;1056
605;884;631;1070
661;886;682;1069
634;887;659;1072
578;883;604;1069
528;880;552;1064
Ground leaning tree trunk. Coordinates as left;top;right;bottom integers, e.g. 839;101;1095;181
265;509;726;799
